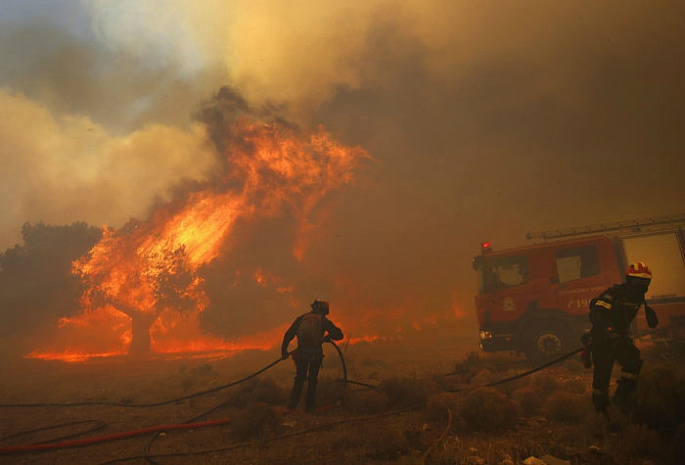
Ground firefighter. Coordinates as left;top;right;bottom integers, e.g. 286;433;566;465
588;262;659;418
281;300;344;413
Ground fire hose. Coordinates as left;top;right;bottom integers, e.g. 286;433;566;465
443;347;583;390
0;343;583;458
0;341;357;455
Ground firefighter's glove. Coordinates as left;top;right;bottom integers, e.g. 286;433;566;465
281;350;289;360
605;327;622;346
645;305;659;329
323;335;331;343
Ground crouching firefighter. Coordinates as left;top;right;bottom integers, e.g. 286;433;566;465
281;300;344;413
588;262;659;418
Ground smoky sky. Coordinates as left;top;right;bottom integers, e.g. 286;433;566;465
1;0;684;341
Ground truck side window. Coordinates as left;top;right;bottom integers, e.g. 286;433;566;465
490;256;528;288
556;246;599;283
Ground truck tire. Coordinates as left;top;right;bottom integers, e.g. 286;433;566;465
522;320;574;364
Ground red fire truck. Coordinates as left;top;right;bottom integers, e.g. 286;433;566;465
472;214;685;362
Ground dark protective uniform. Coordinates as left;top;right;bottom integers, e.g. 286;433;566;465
588;282;658;415
281;310;343;412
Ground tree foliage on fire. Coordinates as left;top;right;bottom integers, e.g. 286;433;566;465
0;221;102;335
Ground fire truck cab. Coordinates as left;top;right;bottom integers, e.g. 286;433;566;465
472;215;685;362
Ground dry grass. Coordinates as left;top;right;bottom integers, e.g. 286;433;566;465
230;402;283;441
225;377;288;408
544;391;591;423
2;340;685;464
458;387;520;432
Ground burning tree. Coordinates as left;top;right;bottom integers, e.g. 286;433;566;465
30;118;371;361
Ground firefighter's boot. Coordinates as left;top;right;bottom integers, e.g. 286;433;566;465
305;377;318;413
287;378;304;410
592;388;610;420
613;377;637;414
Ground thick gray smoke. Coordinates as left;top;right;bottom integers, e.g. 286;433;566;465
1;1;683;348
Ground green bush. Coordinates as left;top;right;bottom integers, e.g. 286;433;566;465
459;388;520;432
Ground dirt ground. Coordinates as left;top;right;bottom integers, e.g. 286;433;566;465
1;329;683;465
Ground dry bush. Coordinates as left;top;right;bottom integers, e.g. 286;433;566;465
334;421;410;461
493;369;532;396
315;376;346;407
563;376;587;394
377;377;435;408
529;372;561;396
672;421;685;465
454;350;483;373
470;368;497;387
225;377;287;407
179;363;218;391
633;361;685;435
512;386;542;416
361;423;410;460
563;356;585;374
459;388;520;432
424;392;460;423
543;391;590;423
613;423;668;462
343;389;389;414
230;402;283;441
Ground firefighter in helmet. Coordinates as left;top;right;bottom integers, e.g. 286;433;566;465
281;300;343;412
588;262;659;418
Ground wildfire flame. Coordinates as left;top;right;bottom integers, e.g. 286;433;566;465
28;119;371;362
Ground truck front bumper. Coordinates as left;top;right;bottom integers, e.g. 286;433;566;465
479;329;516;352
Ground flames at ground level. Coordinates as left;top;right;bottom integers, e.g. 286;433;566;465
22;119;463;363
25;299;464;363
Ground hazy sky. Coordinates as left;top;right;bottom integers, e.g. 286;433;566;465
1;0;684;339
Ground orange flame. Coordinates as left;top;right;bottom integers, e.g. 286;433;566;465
30;120;371;362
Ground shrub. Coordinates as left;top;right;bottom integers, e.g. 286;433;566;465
226;378;287;407
332;421;410;461
377;377;434;408
470;368;497;387
452;351;484;376
529;373;561;396
512;387;542;416
672;421;685;465
315;377;346;408
459;388;520;432
615;423;667;461
230;402;283;441
343;389;389;414
563;376;587;395
359;423;409;460
544;391;590;423
425;392;460;423
634;362;685;434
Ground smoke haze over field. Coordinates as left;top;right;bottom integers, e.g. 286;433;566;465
1;0;684;348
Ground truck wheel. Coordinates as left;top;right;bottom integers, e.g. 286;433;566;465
523;320;573;364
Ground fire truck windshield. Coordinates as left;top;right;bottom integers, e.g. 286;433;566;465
487;255;529;291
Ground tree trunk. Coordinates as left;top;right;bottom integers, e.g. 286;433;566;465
128;312;157;356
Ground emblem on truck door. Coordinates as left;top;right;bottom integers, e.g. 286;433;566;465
503;297;516;312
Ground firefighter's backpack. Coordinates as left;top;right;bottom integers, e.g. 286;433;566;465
297;313;323;347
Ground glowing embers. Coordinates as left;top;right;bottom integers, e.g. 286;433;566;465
29;120;370;362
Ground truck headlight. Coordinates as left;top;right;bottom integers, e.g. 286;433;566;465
479;330;493;340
